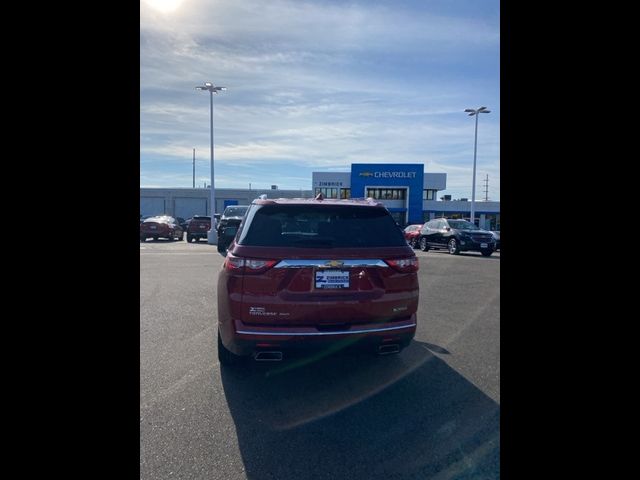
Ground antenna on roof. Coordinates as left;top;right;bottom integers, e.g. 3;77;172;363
315;192;324;201
258;194;267;200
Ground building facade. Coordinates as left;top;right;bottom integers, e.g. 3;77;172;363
313;164;500;230
140;187;313;220
140;163;500;230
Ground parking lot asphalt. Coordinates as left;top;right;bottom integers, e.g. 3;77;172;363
140;240;500;480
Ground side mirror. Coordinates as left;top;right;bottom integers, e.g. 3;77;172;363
445;227;451;231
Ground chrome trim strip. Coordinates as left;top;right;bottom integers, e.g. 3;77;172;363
274;259;389;268
236;323;416;336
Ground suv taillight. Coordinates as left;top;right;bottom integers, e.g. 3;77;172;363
385;257;419;273
225;254;278;274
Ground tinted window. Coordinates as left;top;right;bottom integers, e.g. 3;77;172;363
193;216;211;221
238;205;407;248
223;206;248;217
448;220;479;230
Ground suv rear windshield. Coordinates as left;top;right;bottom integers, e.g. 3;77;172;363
223;206;248;217
192;216;210;221
238;204;406;248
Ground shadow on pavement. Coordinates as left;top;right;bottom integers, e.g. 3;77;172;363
220;341;499;479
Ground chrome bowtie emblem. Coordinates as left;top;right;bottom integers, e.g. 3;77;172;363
325;260;344;268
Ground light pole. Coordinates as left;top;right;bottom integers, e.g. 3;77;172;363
196;82;226;244
464;106;490;225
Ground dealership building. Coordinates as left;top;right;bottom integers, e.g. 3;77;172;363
140;163;500;230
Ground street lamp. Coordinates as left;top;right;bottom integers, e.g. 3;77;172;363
464;106;491;225
196;82;226;244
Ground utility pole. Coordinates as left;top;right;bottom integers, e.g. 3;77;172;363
483;174;490;201
192;148;195;189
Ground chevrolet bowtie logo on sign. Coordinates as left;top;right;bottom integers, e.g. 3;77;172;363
325;260;344;268
359;172;374;177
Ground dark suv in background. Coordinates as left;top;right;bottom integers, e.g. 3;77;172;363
417;218;495;256
217;205;249;236
216;196;419;365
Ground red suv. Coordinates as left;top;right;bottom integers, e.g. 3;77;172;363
186;215;211;243
403;224;423;249
216;196;420;365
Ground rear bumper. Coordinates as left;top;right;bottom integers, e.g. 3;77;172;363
187;231;208;238
221;314;417;356
140;230;170;237
459;239;495;251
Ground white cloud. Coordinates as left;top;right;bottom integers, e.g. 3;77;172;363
140;0;500;199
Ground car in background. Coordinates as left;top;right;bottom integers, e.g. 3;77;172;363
217;205;249;236
403;224;423;248
491;230;500;251
417;218;495;256
186;215;211;243
216;196;419;365
140;215;184;242
176;217;188;231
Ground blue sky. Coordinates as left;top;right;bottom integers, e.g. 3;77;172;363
141;0;500;200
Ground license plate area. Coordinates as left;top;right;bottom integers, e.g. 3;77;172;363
480;242;488;248
315;269;350;289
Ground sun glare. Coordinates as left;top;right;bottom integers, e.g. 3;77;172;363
143;0;184;13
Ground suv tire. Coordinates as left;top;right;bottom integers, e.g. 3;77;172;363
448;238;460;255
409;238;418;249
419;237;429;251
218;331;243;366
481;249;493;257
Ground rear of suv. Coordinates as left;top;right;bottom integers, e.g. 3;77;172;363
217;205;249;236
186;215;211;242
216;196;420;365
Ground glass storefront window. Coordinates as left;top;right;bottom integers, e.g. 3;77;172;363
366;188;406;200
422;190;436;200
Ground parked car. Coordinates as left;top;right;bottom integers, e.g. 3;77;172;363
175;217;188;231
491;230;500;251
217;205;249;236
186;215;211;243
140;215;184;242
403;224;423;248
417;218;495;256
216;196;420;365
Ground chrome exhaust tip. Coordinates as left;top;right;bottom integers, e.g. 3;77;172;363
378;344;400;355
254;351;283;361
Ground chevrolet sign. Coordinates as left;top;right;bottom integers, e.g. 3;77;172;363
359;171;416;179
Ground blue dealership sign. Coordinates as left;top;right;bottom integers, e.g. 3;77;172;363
350;164;424;224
